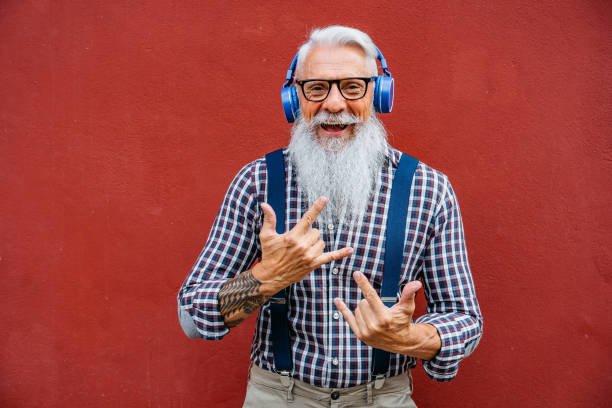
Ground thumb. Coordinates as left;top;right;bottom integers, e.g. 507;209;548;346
398;280;422;306
260;202;277;234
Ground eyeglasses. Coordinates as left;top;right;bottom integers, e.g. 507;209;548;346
295;77;376;102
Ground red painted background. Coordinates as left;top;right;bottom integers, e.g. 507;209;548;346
2;1;611;407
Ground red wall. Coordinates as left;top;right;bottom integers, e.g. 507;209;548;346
2;1;611;406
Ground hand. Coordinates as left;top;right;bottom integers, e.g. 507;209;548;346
334;271;422;354
254;196;353;293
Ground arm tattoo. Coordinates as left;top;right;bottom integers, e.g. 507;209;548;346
218;271;268;328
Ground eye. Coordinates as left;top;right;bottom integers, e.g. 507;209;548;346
340;80;366;98
341;80;365;90
305;82;328;92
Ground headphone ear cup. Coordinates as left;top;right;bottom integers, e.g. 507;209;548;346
373;76;394;114
281;86;300;123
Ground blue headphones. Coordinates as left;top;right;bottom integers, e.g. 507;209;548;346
281;46;394;123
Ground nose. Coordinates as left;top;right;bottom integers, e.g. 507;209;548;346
321;82;347;113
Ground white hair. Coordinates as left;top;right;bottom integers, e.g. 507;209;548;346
294;25;379;78
288;110;389;224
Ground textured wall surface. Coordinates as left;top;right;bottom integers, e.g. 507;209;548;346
1;1;611;407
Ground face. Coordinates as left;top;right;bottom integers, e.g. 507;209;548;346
296;45;374;145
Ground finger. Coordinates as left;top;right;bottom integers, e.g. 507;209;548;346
304;228;321;246
356;298;377;331
354;306;369;336
260;203;277;234
293;197;327;232
353;271;386;312
398;280;422;306
334;298;361;338
313;247;354;268
305;240;325;260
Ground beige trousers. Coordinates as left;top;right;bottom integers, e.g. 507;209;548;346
243;364;417;408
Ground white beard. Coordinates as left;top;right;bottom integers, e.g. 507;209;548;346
288;111;389;225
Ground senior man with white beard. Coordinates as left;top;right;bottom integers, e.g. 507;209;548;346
178;25;482;407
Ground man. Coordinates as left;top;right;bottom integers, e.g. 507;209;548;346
178;26;482;407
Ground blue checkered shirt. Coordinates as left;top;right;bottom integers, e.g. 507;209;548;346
178;146;482;387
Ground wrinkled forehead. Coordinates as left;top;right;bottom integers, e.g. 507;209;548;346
298;45;371;80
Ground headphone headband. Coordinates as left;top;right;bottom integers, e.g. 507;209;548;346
283;54;299;87
375;46;392;77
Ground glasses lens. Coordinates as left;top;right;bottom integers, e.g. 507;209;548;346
303;81;330;101
340;78;367;100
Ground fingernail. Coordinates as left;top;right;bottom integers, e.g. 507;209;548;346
354;271;363;280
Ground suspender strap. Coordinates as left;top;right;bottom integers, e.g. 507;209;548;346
264;149;292;373
372;153;419;377
265;149;286;236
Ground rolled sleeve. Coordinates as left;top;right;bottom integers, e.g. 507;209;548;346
416;176;483;381
416;312;482;381
177;161;261;340
181;279;230;339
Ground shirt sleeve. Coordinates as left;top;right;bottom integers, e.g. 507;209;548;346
177;162;261;340
414;176;483;381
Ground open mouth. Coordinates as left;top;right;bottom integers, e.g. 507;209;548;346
320;123;348;131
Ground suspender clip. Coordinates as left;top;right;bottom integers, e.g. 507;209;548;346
278;370;292;386
374;374;386;389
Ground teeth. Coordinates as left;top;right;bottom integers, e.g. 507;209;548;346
321;123;348;130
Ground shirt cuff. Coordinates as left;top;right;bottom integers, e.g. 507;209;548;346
188;279;230;340
415;312;482;382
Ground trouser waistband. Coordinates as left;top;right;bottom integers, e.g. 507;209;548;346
248;363;413;405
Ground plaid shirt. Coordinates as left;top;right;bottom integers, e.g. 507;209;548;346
178;146;482;388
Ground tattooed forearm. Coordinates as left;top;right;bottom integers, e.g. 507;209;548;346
218;271;269;328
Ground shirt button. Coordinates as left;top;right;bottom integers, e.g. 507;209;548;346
333;312;340;320
332;267;339;275
331;390;340;400
327;224;334;230
332;357;338;366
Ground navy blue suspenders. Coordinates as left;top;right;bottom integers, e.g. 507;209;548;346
264;149;419;380
265;149;293;374
372;152;419;379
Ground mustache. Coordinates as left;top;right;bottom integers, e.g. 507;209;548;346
309;112;362;127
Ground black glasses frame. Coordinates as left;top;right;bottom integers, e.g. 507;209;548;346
295;77;376;102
